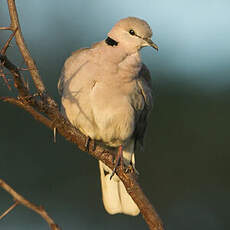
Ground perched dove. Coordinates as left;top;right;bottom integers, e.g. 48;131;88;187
58;17;158;216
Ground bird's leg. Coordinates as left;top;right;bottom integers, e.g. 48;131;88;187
110;145;123;180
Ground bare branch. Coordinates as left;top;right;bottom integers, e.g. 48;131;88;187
7;0;46;94
0;54;28;97
0;97;53;129
0;27;13;30
0;201;19;220
0;68;12;90
0;27;18;90
0;179;61;230
0;27;17;55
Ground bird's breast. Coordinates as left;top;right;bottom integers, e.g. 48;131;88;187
89;81;136;146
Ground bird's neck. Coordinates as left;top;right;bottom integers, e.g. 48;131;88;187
93;41;142;77
104;43;142;71
118;51;142;73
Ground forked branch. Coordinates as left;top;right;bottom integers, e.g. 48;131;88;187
0;179;61;230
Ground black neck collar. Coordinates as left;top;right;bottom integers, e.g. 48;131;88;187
105;37;118;46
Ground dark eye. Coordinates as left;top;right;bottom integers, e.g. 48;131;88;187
129;29;135;35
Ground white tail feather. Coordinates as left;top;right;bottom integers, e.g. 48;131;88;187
98;141;140;216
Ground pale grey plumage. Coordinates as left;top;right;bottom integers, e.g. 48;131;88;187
58;17;157;216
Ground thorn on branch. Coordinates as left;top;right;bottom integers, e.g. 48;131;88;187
53;127;57;143
18;67;35;71
18;59;35;72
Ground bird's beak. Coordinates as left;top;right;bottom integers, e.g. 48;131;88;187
144;38;159;51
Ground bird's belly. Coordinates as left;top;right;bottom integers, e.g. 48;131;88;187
89;84;135;146
93;106;135;146
62;79;136;147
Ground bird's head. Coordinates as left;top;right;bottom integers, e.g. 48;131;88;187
107;17;158;54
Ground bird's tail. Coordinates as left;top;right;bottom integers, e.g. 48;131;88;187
98;141;140;216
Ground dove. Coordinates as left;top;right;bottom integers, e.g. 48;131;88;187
58;17;158;216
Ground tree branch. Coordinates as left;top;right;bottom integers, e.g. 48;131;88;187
0;27;13;30
0;55;29;97
0;1;164;230
0;201;19;220
7;0;46;94
0;27;17;56
0;179;61;230
0;97;53;129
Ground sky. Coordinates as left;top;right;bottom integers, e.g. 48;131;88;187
2;0;230;91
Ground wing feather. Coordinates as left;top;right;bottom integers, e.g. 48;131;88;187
133;64;153;148
58;48;90;95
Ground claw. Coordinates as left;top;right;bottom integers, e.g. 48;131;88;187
131;161;140;175
110;145;123;180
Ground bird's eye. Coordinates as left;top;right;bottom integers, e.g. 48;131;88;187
129;29;135;36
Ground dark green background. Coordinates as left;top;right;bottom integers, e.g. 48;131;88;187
1;1;229;229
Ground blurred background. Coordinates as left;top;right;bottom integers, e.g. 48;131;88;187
0;0;230;229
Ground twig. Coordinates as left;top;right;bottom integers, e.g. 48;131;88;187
0;27;13;30
0;201;19;220
0;179;61;230
0;26;18;90
0;97;53;129
0;55;28;96
0;27;18;55
0;67;12;90
7;0;46;94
